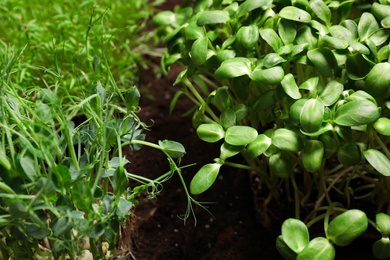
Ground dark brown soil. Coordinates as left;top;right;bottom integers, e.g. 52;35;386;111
120;1;381;259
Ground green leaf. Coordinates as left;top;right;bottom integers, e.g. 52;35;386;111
51;217;71;236
279;19;297;45
124;86;140;110
307;48;337;78
220;109;236;129
250;66;285;84
319;81;343;106
190;163;222;194
116;198;133;218
272;128;303;152
334;100;380;126
372;3;390;21
245;134;272;161
300;98;324;133
214;86;233;112
281;73;302;99
236;0;273;18
276;236;297;260
345;53;371;80
214;57;251;80
279;6;311;23
0;147;10;170
20;157;36;181
197;10;230;26
185;21;205;40
152;11;176;26
376;213;390;236
158;140;186;159
220;142;244;160
26;223;51;240
373;238;390;260
310;0;331;25
289;99;308;124
373;118;390;136
297;237;335;260
281;218;309;253
363;149;390;177
319;135;339;159
358;12;379;42
190;37;208;65
225;126;258;146
260;28;283;52
329;25;354;43
52;164;71;190
196;124;225;143
236;25;259;50
252;90;276;112
321;35;349;49
73;180;92;211
263;53;286;68
217;49;236;62
326;209;368;246
302;140;324;173
270;152;293;178
365;63;390;97
338;143;362;166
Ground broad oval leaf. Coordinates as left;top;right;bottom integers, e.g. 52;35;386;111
334;99;380;126
197;10;230;26
299;77;319;93
190;163;222;195
290;99;308;124
281;73;302;99
225;126;258;146
279;6;312;23
279;19;297;45
365;63;390;97
214;57;252;80
220;142;245;160
272;128;303;152
373;117;390;136
260;28;283;52
158;140;186;159
297;237;335;260
263;53;286;68
327;209;368;246
338;143;362;166
307;48;337;78
310;0;331;25
252;90;276;112
152;11;176;26
372;3;390;21
269;152;293;178
363;149;390;176
190;37;208;65
319;81;343;106
220;109;236;129
302;140;324;173
358;12;379;42
321;35;349;49
236;0;273;17
300;98;324;133
346;53;371;80
281;218;309;254
319;134;339;159
376;213;390;236
373;238;390;260
196;124;225;143
276;236;298;260
236;24;259;50
250;66;285;84
20;157;37;181
245;134;272;161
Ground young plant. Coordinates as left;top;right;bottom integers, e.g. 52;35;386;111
156;0;390;257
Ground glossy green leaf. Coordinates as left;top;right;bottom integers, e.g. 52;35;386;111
281;218;309;253
190;163;222;194
279;6;311;23
334;100;379;126
279;19;297;45
232;104;248;123
197;10;230;26
358;12;379;42
289;99;308;124
152;11;176;26
346;90;377;104
327;209;368;246
363;149;390;177
196;124;225;143
220;142;245;160
373;118;390;136
52;164;71;190
116;198;133;218
252;90;276;112
296;26;318;49
250;66;285;84
276;236;297;260
300;98;324;133
299;77;318;93
319;81;343;106
236;25;259;50
329;25;354;43
26;223;51;240
184;22;205;40
300;122;333;137
369;29;389;46
365;63;390;97
236;0;273;18
125;86;140;110
310;0;331;25
190;37;208;65
214;57;251;80
376;213;390;236
214;86;233;112
337;143;362;166
0;147;11;170
373;238;390;260
372;3;390;21
245;134;272;161
51;217;72;236
272;128;303;153
270;152;293;178
297;237;335;260
307;48;337;78
225;126;258;146
217;49;236;62
20;157;36;181
311;20;329;37
260;28;283;52
281;73;302;99
319;134;339;158
302;140;324;173
345;53;371;80
321;35;349;49
263;53;286;68
220;109;236;129
159;140;186;159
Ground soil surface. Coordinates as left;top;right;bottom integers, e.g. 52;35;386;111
120;1;380;259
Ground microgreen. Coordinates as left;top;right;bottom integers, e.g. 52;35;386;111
156;0;390;258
